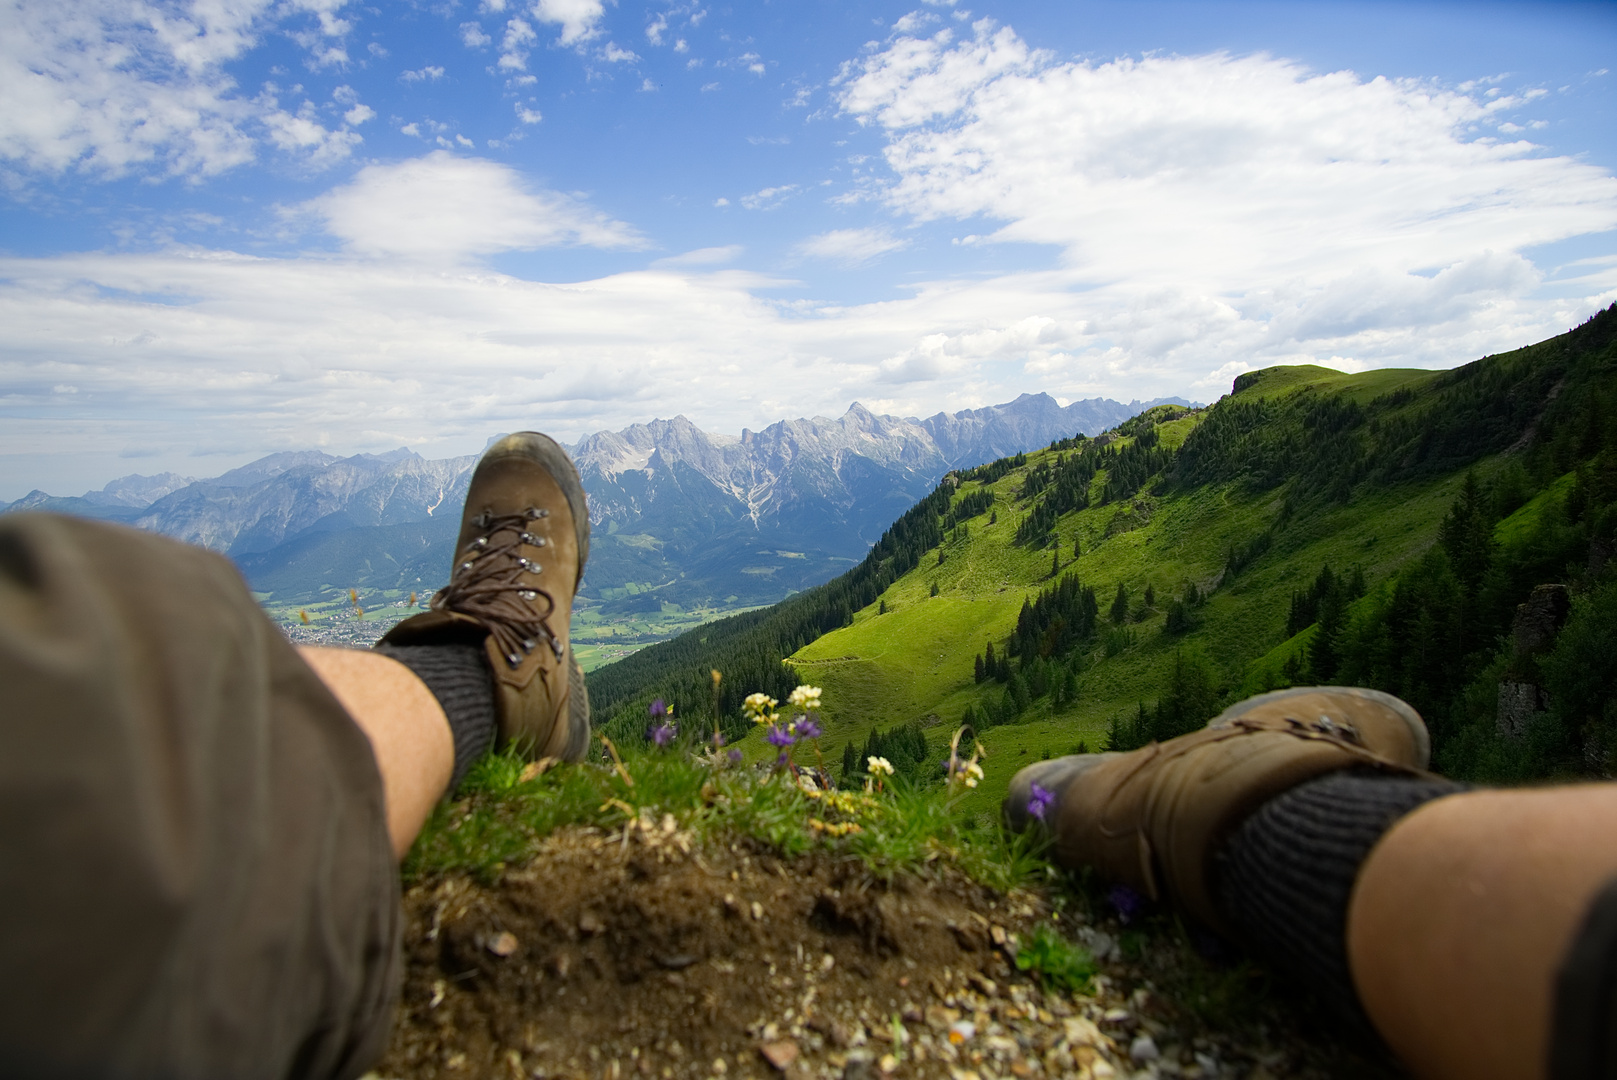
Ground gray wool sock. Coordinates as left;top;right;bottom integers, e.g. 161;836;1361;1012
374;642;497;791
1213;769;1464;1027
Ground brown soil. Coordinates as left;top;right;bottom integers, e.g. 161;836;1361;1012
376;816;1398;1080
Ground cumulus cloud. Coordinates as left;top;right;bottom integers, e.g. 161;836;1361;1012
0;0;364;179
300;151;644;259
402;65;445;82
533;0;604;46
836;24;1617;293
793;227;911;266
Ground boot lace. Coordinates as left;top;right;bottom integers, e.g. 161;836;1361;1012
431;508;565;669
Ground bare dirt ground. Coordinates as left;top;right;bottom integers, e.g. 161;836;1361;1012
376;818;1402;1080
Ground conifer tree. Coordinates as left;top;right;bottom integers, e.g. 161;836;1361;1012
1110;582;1129;625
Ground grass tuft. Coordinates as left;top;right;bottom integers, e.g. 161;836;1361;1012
405;744;1048;893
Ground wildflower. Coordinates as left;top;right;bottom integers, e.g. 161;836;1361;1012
765;724;796;749
649;698;669;721
1027;781;1056;822
727;748;744;764
1107;884;1145;925
650;720;678;748
710;729;726;749
743;692;777;720
788;685;822;711
791;715;822;740
867;756;894;777
961;761;984;788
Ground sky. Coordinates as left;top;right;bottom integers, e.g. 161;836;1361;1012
2;0;1615;500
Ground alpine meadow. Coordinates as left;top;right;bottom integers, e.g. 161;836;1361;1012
589;307;1617;815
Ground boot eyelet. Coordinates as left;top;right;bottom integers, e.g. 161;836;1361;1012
520;589;538;600
471;537;488;549
507;652;521;667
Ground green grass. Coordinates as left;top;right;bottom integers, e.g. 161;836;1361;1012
403;742;1050;892
782;431;1483;818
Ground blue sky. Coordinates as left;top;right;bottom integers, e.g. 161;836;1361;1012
2;0;1614;499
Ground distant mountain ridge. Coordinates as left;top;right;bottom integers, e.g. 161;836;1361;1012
3;391;1192;613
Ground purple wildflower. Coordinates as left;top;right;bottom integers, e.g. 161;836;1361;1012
727;748;744;764
1027;782;1056;823
792;715;822;740
648;698;668;721
710;729;727;749
775;751;791;767
650;720;677;748
1107;884;1145;925
764;723;796;749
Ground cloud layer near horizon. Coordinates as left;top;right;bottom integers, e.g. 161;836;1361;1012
2;17;1615;496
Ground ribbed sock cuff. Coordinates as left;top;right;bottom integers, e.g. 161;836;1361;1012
1214;768;1464;1027
374;642;496;792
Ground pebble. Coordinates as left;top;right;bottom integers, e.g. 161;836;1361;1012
1129;1033;1160;1064
485;931;518;957
759;1040;799;1071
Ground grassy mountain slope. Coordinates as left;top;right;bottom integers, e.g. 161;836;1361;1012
789;418;1470;818
588;306;1617;818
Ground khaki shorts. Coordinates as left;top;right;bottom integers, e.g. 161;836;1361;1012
0;513;398;1079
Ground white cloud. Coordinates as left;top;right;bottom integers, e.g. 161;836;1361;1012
460;22;492;48
0;0;367;179
640;78;656;92
601;42;639;63
892;11;938;35
343;103;375;125
499;18;537;70
299;151;643;260
674;38;688;53
740;184;798;210
402;65;446;82
646;14;668;46
794;227;911;266
516;103;543;124
713;196;729;206
533;0;604;46
653;245;742;267
836;25;1617;296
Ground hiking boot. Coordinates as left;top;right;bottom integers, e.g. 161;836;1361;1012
1004;686;1431;933
381;432;592;761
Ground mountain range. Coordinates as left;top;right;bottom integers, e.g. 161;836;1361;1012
3;391;1191;616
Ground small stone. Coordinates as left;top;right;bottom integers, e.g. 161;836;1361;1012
902;1003;923;1023
751;901;765;921
1090;1059;1117;1079
1101;1008;1132;1026
878;1053;899;1074
712;1057;727;1074
578;912;604;936
486;931;519;957
1009;1062;1032;1078
1063;1018;1104;1048
925;1005;961;1031
1129;1034;1160;1064
948;1020;976;1045
989;925;1008;947
969;974;997;997
759;1041;799;1072
841;1052;875;1080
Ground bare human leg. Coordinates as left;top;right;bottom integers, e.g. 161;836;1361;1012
1349;784;1617;1080
298;645;454;859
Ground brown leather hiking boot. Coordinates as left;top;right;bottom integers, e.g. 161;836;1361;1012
1004;686;1432;933
381;433;592;761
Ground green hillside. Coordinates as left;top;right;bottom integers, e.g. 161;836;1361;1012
587;306;1617;816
